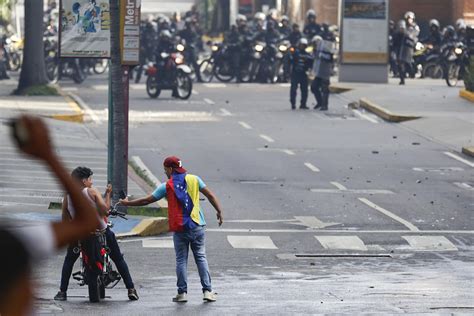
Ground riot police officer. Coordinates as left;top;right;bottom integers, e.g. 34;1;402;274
289;38;313;110
422;19;442;49
303;9;322;40
455;19;467;44
310;36;334;111
178;18;202;82
279;16;291;37
394;14;418;85
288;23;302;47
155;30;178;96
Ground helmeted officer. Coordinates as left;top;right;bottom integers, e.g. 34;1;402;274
288;23;302;47
303;9;322;39
178;17;202;81
455;18;467;44
310;36;334;111
394;15;418;85
289;38;313;110
279;15;291;37
421;19;442;49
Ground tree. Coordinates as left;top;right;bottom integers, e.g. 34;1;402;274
15;0;49;94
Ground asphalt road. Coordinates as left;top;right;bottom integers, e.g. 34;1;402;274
32;75;474;314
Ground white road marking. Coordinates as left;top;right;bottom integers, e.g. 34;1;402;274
142;239;174;248
91;84;108;91
279;83;291;88
330;181;347;191
204;98;215;105
0;201;49;207
352;109;379;123
402;235;457;251
219;108;232;116
259;134;275;143
0;194;62;199
282;149;296;156
60;87;78;92
310;189;394;194
227;235;278;249
292;216;339;229
192;89;199;95
206;228;474;234
316;235;368;251
204;83;227;88
358;198;420;232
304;162;320;172
225;219;298;223
453;182;474;190
444;151;474;168
413;167;464;172
238;121;252;129
68;93;102;124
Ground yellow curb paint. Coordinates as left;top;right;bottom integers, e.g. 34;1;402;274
131;217;169;236
459;89;474;103
329;85;353;94
48;88;84;123
359;98;421;123
462;146;474;158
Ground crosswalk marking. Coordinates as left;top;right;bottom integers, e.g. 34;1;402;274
315;236;368;251
227;236;278;249
142;239;174;248
402;236;458;251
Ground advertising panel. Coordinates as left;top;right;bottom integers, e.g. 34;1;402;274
120;0;141;65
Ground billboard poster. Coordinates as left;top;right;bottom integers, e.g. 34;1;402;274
120;0;141;65
341;0;388;64
59;0;111;58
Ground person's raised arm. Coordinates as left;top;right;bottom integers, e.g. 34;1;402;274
12;115;99;249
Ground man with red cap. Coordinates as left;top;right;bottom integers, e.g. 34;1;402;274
119;156;223;303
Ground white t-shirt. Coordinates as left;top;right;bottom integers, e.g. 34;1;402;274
67;187;107;230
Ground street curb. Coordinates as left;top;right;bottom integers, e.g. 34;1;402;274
462;146;474;158
329;85;353;94
129;156;168;209
459;89;474;103
49;87;85;123
359;98;421;123
116;217;169;239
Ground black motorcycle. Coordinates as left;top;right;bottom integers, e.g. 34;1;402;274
251;41;280;83
445;42;468;87
72;206;127;303
145;49;193;99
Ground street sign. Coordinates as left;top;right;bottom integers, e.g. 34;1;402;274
340;0;389;64
59;0;111;58
120;0;141;65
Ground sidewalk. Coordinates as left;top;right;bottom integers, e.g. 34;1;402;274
0;77;165;236
0;76;84;122
334;78;474;153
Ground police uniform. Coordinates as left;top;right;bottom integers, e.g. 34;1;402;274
311;41;334;111
289;48;313;109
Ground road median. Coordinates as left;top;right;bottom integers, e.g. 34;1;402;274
462;146;474;158
459;89;474;103
49;87;85;122
359;98;421;123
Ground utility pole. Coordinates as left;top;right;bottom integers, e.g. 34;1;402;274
109;0;128;204
108;0;141;206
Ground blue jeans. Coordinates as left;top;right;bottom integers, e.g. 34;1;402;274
173;226;212;294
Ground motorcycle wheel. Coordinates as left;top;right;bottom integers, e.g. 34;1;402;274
199;59;214;83
9;52;21;71
176;70;192;100
422;62;443;79
239;60;253;83
93;59;109;74
214;62;234;82
269;62;279;84
445;63;460;87
46;61;59;84
146;76;161;98
86;269;101;303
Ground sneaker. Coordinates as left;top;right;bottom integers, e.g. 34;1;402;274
203;290;217;302
128;288;139;301
54;291;67;301
172;293;188;303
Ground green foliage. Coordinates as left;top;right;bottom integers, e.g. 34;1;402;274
464;56;474;92
0;0;14;27
13;84;59;96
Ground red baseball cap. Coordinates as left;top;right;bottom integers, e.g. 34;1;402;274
163;156;187;174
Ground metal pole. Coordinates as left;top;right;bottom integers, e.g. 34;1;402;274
110;0;129;205
107;69;113;184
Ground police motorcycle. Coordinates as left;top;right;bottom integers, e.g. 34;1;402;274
176;38;198;82
72;203;127;303
198;41;221;83
276;40;291;82
444;41;468;87
145;43;193;99
2;34;22;72
250;40;280;83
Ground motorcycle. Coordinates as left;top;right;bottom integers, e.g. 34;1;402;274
72;205;127;303
277;40;290;82
2;35;22;72
145;49;193;99
250;41;280;83
198;41;220;83
445;42;468;87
